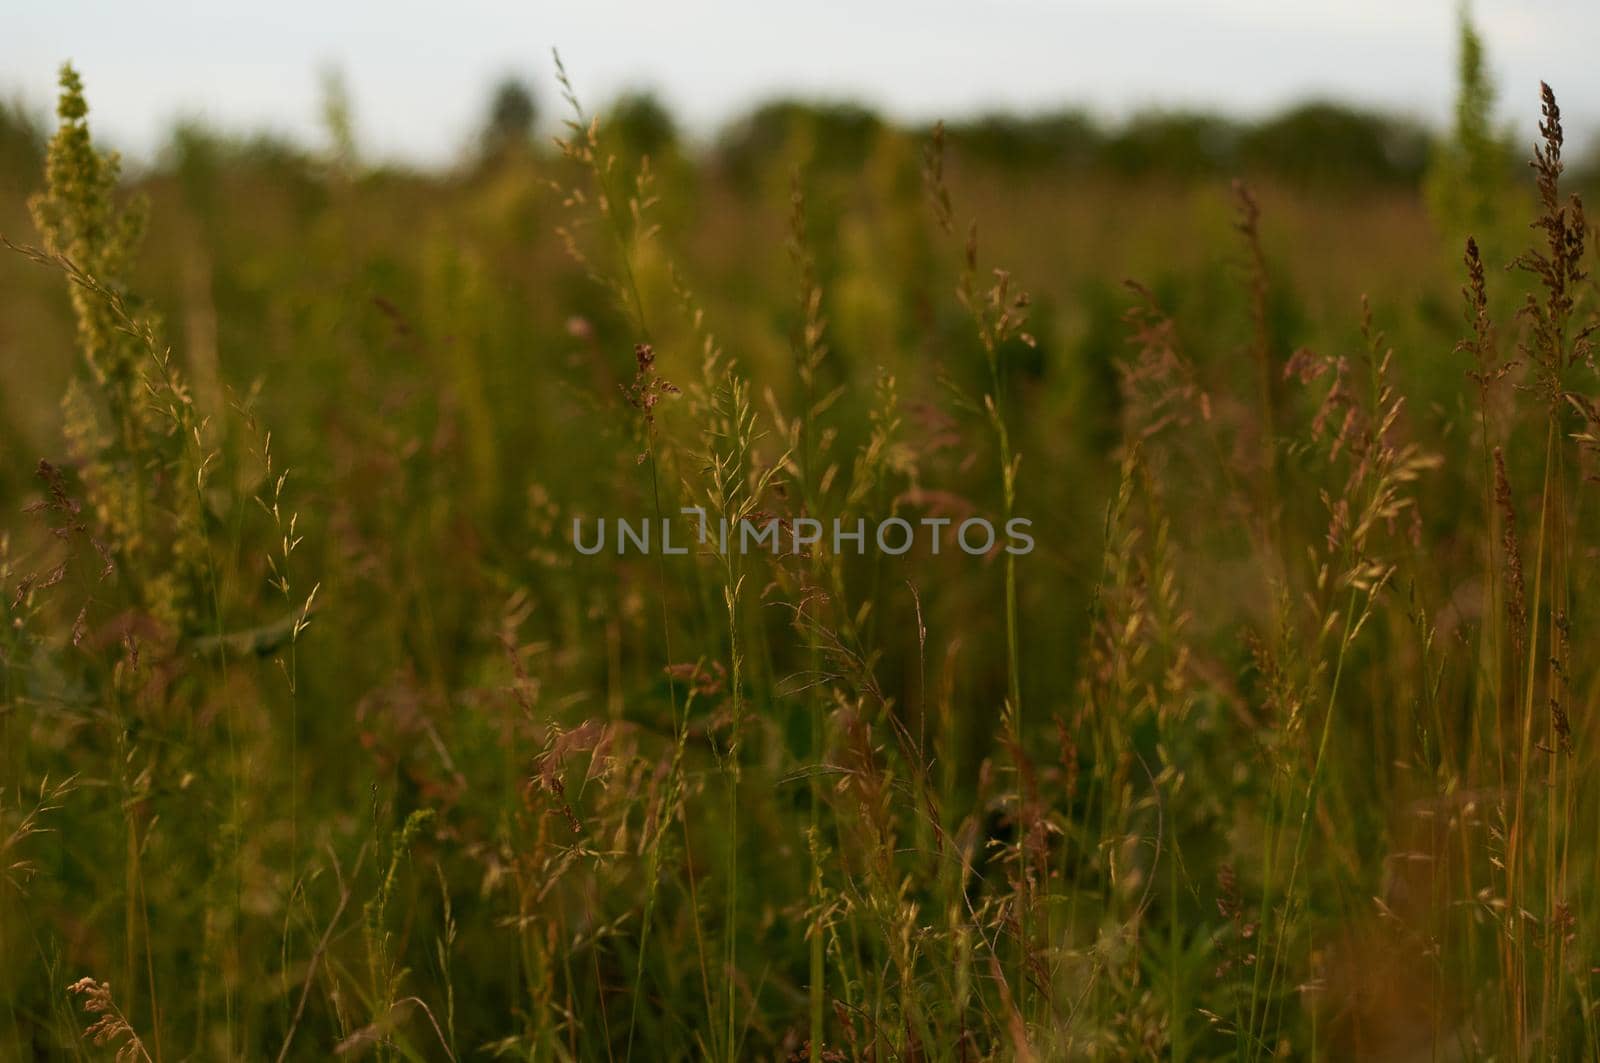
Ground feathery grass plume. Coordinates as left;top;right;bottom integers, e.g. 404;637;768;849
1492;448;1527;655
1231;180;1296;580
689;349;787;1058
548;58;703;1061
1;774;77;893
1117;278;1285;617
1120;282;1207;443
1247;300;1439;1056
362;807;437;1059
1063;439;1202;1053
550;50;661;333
1459;237;1514;408
620;342;680;463
67;978;152;1063
1233;181;1277;454
1513;83;1590;404
845;370;910;513
9;459;113;646
770;183;933;1056
1499;82;1594;1052
785;174;839;494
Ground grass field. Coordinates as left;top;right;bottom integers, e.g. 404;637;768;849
2;33;1599;1060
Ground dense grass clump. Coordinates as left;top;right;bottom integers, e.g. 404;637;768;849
1;51;1599;1060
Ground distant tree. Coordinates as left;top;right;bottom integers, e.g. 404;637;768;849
717;100;884;188
0;99;44;188
163;120;315;214
1239;102;1429;186
944;110;1103;170
1104;112;1241;179
606;91;678;161
482;78;538;158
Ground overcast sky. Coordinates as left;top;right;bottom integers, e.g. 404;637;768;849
4;1;1596;166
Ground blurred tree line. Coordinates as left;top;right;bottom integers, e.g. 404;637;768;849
943;103;1435;185
6;73;1594;195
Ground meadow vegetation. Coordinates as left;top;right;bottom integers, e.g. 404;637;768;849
1;25;1599;1060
